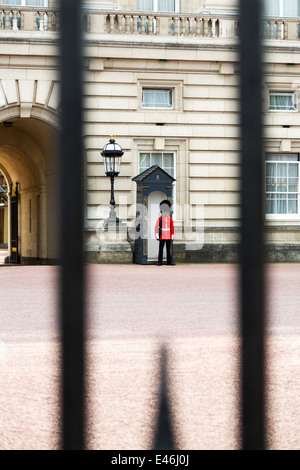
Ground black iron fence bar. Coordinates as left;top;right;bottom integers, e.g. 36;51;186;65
59;0;86;450
239;0;265;450
57;0;266;451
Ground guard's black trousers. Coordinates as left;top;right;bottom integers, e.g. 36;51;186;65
158;239;172;265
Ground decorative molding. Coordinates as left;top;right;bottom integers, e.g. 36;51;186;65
0;78;60;118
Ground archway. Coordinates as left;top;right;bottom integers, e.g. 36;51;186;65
0;169;9;263
0;116;59;264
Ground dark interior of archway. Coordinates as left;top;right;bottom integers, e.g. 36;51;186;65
0;171;8;259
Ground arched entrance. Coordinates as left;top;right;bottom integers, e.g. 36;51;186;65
0;116;59;264
0;169;9;262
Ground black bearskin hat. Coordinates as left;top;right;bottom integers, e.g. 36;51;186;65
160;199;172;212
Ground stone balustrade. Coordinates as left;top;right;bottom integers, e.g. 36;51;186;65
264;18;300;41
0;8;57;32
102;13;225;38
0;8;238;38
1;7;300;42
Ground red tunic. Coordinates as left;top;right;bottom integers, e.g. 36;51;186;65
155;216;174;240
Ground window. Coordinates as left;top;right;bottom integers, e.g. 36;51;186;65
142;88;173;109
2;0;48;5
138;79;183;111
264;0;300;17
139;152;175;178
266;154;299;216
137;0;176;12
269;92;297;111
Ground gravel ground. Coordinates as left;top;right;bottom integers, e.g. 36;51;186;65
0;263;300;450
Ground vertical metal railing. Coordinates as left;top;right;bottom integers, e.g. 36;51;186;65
59;0;86;450
240;0;265;450
58;0;265;451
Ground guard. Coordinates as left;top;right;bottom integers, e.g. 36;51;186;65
155;200;174;265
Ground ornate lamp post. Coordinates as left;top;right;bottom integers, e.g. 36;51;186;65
101;135;124;223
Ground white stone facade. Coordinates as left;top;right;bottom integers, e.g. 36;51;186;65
0;0;300;263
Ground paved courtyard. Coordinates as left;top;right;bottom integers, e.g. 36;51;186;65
0;261;300;449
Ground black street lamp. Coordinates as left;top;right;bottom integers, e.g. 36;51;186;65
101;135;124;222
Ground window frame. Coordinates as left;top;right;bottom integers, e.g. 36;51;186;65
138;79;183;112
264;0;300;17
2;0;48;6
139;151;176;179
142;88;173;109
137;0;179;13
269;91;298;112
265;153;300;220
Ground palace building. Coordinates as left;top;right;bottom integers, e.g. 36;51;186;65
1;0;300;264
